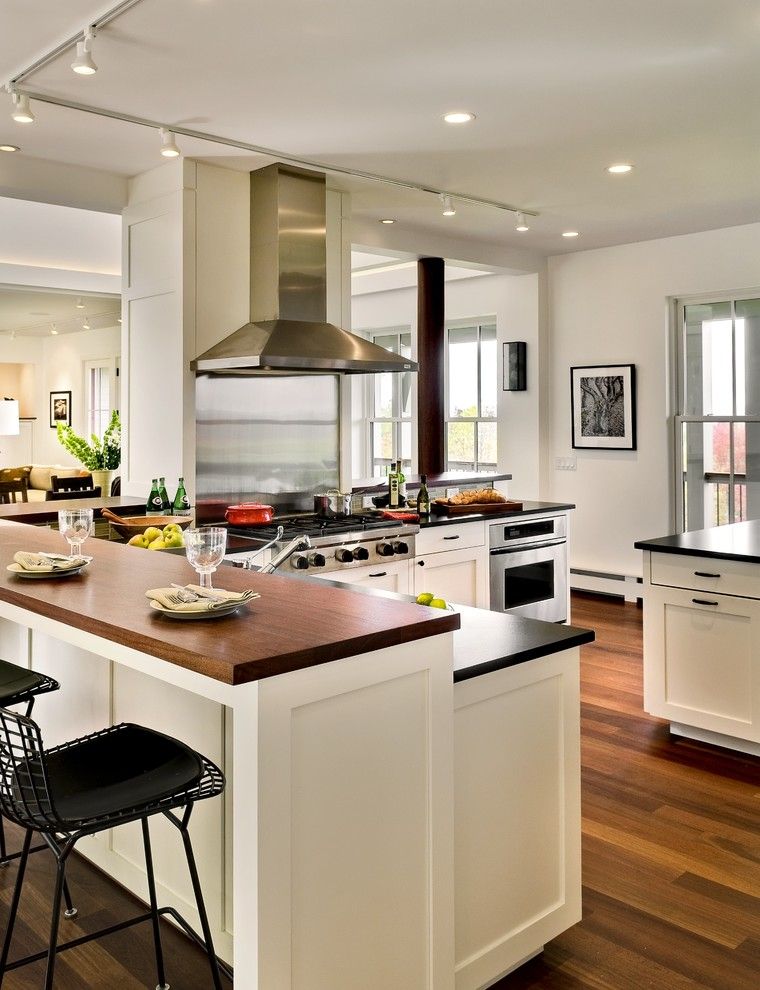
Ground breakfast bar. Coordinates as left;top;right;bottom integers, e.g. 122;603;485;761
0;519;592;990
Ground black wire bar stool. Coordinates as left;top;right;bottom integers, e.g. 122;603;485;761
0;709;229;990
0;659;77;922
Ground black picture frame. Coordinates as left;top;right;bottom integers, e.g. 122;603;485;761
570;364;636;450
503;341;527;391
50;390;72;429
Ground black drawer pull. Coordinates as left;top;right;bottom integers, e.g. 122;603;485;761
692;598;719;606
369;571;387;578
443;535;461;541
694;571;721;578
417;560;425;566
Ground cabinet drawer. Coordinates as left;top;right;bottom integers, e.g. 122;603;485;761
416;520;485;555
650;552;760;599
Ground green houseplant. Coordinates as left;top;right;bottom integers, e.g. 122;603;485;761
56;410;121;494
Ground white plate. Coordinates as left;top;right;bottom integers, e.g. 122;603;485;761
149;600;245;620
7;561;89;579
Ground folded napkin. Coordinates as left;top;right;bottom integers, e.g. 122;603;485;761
13;551;88;572
145;585;258;613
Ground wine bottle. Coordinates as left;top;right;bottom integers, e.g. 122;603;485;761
172;477;190;515
389;461;399;508
417;474;430;517
397;462;407;507
158;477;170;513
146;478;162;515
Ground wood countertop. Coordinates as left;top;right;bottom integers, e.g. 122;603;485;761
0;520;459;685
0;496;146;525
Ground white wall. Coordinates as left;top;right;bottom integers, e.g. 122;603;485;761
351;272;543;495
547;221;760;579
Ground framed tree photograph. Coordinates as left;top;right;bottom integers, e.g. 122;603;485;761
50;390;72;429
571;364;636;450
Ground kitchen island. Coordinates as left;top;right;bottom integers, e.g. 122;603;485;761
0;519;591;989
635;520;760;756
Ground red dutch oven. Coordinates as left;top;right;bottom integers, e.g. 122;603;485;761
224;502;275;526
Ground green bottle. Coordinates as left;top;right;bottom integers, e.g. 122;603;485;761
172;477;190;514
158;477;170;513
417;474;430;517
388;461;399;508
146;478;162;515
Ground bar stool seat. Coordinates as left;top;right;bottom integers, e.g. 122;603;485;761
0;659;59;710
0;711;227;990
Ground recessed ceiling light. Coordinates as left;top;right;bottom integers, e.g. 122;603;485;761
515;212;530;232
607;163;634;174
0;144;19;153
379;218;395;224
562;230;580;238
443;111;476;124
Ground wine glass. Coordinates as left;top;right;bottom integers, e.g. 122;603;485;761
184;527;227;589
58;508;94;559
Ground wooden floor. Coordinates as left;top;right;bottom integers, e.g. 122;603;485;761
1;592;759;988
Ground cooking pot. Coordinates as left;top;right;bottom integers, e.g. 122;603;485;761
314;490;352;518
224;502;275;526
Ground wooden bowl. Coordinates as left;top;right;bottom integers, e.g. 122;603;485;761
104;514;193;540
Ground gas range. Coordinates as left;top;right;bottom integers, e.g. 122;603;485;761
225;513;418;574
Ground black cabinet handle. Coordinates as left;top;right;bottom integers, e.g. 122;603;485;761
369;571;387;578
692;598;719;606
443;535;460;541
694;571;721;578
417;560;425;566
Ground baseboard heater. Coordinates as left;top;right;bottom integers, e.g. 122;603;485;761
570;568;642;603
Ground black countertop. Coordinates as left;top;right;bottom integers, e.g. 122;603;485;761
634;520;760;563
419;500;575;528
276;571;594;681
353;471;512;495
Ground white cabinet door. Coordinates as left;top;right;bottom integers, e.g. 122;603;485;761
643;583;760;742
311;559;410;594
413;545;489;608
453;648;581;989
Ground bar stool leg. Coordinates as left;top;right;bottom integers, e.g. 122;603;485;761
179;817;223;990
0;816;7;865
0;828;32;983
142;818;170;990
43;857;68;990
42;833;78;919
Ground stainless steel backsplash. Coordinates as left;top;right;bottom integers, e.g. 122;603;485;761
195;373;340;511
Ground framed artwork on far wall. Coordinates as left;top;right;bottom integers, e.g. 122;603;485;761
570;364;636;450
50;390;72;429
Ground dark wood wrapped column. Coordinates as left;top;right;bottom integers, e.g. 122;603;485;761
417;257;445;475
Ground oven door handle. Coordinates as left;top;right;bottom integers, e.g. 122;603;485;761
489;538;566;555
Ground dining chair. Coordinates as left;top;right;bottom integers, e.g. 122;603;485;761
49;475;95;494
0;478;29;505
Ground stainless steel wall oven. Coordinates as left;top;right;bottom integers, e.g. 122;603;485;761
489;515;568;622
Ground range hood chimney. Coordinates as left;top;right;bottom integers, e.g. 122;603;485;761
192;164;417;375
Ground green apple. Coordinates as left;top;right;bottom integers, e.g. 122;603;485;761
163;523;182;536
128;533;150;549
163;530;184;549
416;592;434;606
429;598;448;609
144;526;162;543
148;537;167;550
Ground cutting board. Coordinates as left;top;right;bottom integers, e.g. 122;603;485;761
431;499;523;516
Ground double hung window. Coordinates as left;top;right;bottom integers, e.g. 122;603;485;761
445;322;497;470
366;329;413;476
675;295;760;529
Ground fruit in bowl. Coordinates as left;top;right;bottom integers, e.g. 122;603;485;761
128;522;185;550
416;592;448;609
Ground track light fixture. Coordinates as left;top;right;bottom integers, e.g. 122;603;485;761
441;194;456;217
9;89;34;124
75;297;84;309
50;324;58;336
159;128;180;158
71;27;98;75
515;212;530;232
82;315;91;330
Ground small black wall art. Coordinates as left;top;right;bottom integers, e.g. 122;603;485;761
570;364;636;450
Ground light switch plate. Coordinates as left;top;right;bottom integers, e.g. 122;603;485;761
554;457;577;471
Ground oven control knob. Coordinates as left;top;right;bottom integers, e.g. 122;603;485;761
393;541;409;555
291;554;309;570
335;547;354;563
376;542;395;557
352;546;369;561
308;552;326;568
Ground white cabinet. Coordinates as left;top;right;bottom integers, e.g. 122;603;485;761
642;550;760;753
413;544;489;609
453;648;581;988
313;558;410;594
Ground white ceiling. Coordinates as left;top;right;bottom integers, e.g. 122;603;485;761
2;0;760;258
0;287;119;337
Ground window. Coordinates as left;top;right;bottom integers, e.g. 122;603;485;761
366;329;413;476
675;294;760;530
446;322;497;470
84;358;118;438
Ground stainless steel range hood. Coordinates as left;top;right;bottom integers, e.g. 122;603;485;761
192;164;417;375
